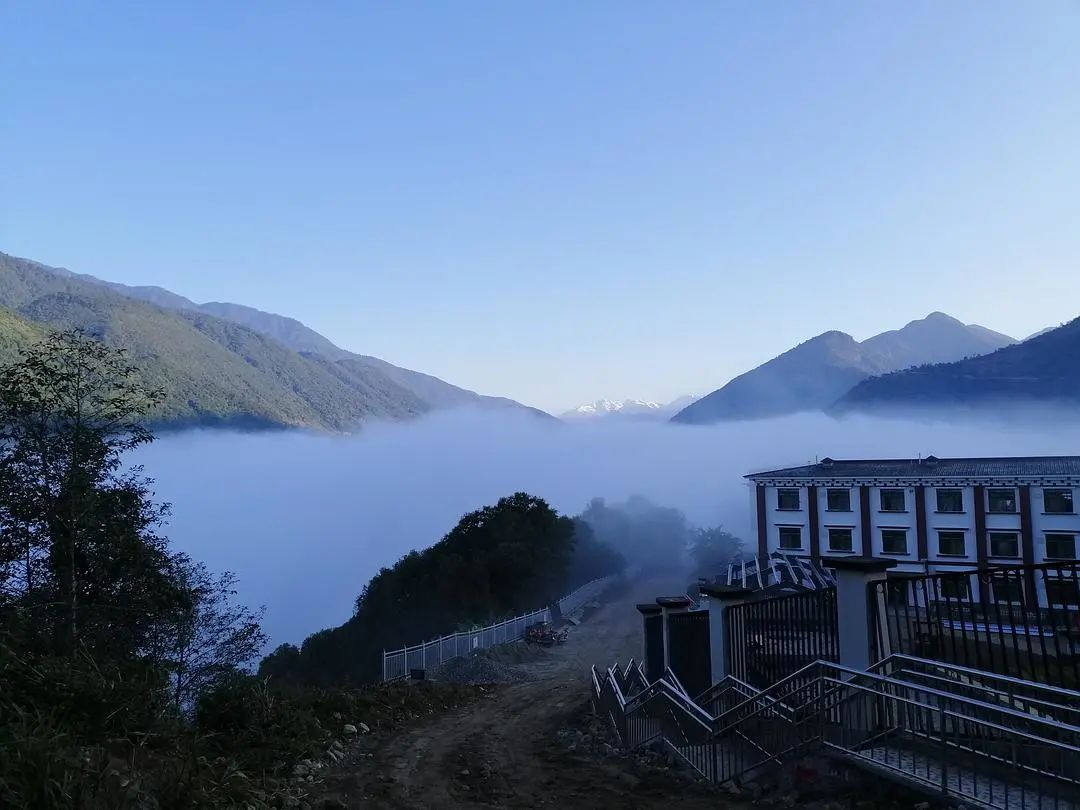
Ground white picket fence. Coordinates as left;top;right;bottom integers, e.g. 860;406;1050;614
381;573;618;681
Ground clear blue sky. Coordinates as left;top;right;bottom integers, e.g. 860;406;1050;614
3;2;1079;413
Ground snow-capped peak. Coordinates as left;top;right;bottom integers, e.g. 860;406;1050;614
561;398;676;420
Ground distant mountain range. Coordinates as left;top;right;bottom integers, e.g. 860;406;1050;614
561;395;698;421
832;317;1080;415
0;251;547;431
673;313;1017;424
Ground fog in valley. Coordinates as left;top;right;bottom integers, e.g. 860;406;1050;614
137;410;1080;647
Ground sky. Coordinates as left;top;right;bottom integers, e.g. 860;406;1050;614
2;2;1079;414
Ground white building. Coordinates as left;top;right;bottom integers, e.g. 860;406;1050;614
746;456;1080;576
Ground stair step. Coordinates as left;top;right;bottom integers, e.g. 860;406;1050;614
850;744;1077;810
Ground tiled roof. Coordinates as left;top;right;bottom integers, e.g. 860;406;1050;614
746;456;1080;482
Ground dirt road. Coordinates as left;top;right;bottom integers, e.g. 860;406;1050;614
317;578;738;809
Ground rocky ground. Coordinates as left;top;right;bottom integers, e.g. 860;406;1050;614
296;578;942;810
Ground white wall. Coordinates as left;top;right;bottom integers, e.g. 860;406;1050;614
1031;485;1080;564
868;485;917;561
764;484;809;553
818;485;860;556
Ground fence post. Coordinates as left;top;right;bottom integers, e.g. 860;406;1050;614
635;603;661;674
656;595;694;674
700;584;754;683
830;557;896;673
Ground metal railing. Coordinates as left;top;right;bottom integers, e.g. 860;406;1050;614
592;654;1080;808
726;586;839;688
872;562;1080;689
382;573;617;681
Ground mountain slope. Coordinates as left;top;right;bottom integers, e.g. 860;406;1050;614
832;318;1080;414
46;261;542;416
673;313;1015;423
0;251;545;430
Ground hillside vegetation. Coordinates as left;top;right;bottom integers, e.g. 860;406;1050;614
45;255;548;419
261;494;626;685
0;251;546;431
674;312;1015;423
833;317;1080;414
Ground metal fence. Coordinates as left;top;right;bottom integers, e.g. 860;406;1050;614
381;573;617;681
871;562;1080;689
725;586;839;688
593;655;1080;808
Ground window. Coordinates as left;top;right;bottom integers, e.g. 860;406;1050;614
1045;489;1075;515
778;527;802;550
936;489;964;513
938;575;970;600
991;576;1024;604
1046;578;1080;607
826;488;851;512
777;489;801;511
879;489;906;512
1045;534;1076;560
989;532;1020;558
938;531;966;557
987;488;1017;514
881;530;908;554
827;528;853;552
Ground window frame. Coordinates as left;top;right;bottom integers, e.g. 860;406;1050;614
776;488;801;512
990;576;1025;604
938;575;970;600
825;488;851;512
1045;533;1077;561
987;488;1018;515
1046;578;1080;607
879;488;906;513
988;531;1020;558
938;530;967;557
935;488;965;514
827;527;854;553
1044;489;1075;515
881;529;908;555
778;526;803;550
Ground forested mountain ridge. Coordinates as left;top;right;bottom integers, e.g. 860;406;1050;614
673;312;1016;423
0;251;546;430
832;317;1080;414
46;260;544;416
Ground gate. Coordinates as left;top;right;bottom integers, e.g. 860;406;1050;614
667;609;711;699
870;562;1080;689
644;614;664;680
725;587;838;688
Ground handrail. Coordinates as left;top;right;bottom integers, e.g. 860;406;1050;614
595;652;1080;804
819;674;1080;755
885;666;1080;726
877;653;1080;701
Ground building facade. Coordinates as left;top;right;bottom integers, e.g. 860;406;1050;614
745;456;1080;575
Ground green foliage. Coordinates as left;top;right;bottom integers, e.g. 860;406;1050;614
688;527;744;580
0;333;273;808
569;517;626;586
579;495;690;572
262;493;625;686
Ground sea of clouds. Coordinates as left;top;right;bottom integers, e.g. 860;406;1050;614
137;409;1080;647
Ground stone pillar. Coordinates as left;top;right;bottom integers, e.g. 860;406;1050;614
635;603;661;674
656;595;694;675
828;557;897;672
700;584;754;683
